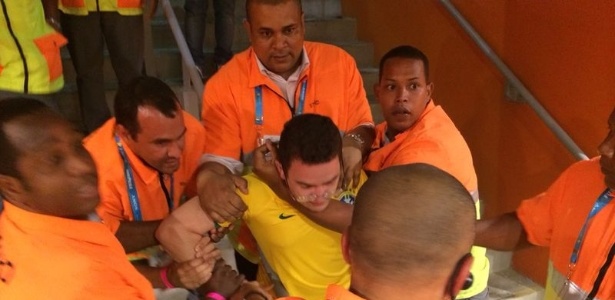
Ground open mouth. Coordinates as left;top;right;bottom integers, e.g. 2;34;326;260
391;107;411;116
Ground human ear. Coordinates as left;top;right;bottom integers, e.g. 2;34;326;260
243;19;252;42
274;161;285;180
446;253;473;299
0;174;24;204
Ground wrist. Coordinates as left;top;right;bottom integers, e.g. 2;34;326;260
343;133;365;149
205;292;226;300
159;266;176;289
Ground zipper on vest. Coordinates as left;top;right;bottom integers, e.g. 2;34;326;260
0;0;29;93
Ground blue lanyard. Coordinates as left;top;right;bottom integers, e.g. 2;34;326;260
254;80;308;126
569;188;613;268
114;135;174;221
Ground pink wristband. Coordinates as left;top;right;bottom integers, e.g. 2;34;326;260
205;292;226;300
159;266;175;288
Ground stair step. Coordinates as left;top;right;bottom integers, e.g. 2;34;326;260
151;17;360;49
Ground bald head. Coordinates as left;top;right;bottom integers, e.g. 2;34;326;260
245;0;302;21
348;163;476;285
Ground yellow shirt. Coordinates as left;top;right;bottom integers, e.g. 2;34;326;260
241;172;366;300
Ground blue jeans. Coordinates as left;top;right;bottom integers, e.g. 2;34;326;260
184;0;235;68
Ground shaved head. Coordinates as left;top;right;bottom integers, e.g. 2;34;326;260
348;163;476;285
245;0;302;21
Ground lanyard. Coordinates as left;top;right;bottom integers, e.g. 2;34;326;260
114;135;174;221
568;188;613;272
254;80;308;127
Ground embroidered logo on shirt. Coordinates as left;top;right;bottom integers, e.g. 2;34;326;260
279;213;295;220
338;191;356;205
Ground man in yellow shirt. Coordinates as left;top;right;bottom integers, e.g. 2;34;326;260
157;114;367;300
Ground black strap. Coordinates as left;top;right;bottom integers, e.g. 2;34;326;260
158;173;173;212
586;241;615;299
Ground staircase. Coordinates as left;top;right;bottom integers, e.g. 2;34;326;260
57;0;382;126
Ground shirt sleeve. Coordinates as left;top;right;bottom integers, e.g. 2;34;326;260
201;75;243;160
96;180;126;233
516;166;571;247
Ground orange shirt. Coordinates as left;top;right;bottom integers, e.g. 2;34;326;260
517;157;614;299
0;202;154;299
324;284;364;300
84;111;205;232
202;41;373;163
364;101;477;193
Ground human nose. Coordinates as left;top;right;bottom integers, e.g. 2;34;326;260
68;148;97;176
167;140;183;158
272;32;287;50
395;87;409;102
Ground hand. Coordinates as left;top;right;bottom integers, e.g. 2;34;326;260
341;141;363;190
207;224;233;243
194;236;222;261
196;163;248;223
229;281;274;300
253;140;281;189
167;257;215;289
199;260;245;298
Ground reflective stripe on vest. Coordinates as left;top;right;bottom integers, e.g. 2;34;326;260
59;0;143;16
545;261;597;300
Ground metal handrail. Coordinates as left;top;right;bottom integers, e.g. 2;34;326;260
439;0;588;161
160;0;203;117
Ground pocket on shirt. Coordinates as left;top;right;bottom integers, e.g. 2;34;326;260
33;32;68;82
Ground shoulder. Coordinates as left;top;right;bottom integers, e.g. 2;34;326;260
183;111;204;136
83;119;121;174
205;48;252;89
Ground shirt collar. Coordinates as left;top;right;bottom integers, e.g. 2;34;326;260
255;46;310;82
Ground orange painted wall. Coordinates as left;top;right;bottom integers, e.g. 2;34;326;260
341;0;615;284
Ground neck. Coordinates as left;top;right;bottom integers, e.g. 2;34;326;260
279;50;304;80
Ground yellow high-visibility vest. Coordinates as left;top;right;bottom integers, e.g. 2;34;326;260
0;0;67;94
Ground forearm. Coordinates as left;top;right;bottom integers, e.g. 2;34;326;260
116;220;161;253
295;200;353;233
345;125;375;157
157;198;215;262
475;212;532;251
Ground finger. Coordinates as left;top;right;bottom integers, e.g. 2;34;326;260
352;168;361;189
209;211;228;224
342;167;352;190
232;176;249;194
